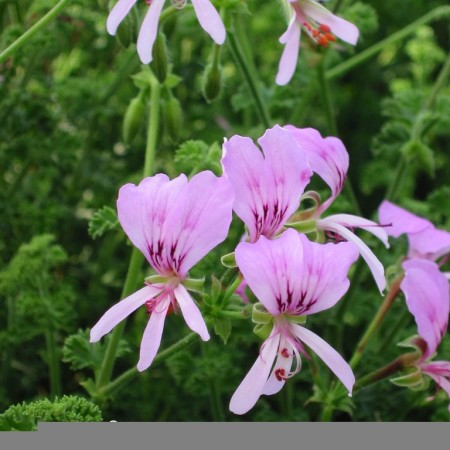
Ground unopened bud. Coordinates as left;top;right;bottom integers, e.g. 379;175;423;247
123;92;146;144
202;61;223;102
150;32;169;84
163;96;183;142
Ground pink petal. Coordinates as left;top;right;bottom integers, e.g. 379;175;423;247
90;285;161;342
163;171;234;275
117;174;186;270
229;331;280;415
401;259;449;359
408;226;450;261
284;126;349;212
191;0;226;45
301;0;359;45
106;0;138;35
421;361;450;377
276;18;301;86
137;0;166;64
137;296;170;371
222;126;312;242
325;213;390;249
174;284;210;341
235;230;305;316
422;371;450;411
318;218;386;293
290;323;355;394
378;200;431;238
297;235;358;315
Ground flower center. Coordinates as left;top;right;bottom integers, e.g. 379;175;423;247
302;21;337;47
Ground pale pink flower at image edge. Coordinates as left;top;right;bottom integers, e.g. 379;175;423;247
106;0;226;64
378;201;450;409
90;171;234;371
277;0;359;85
230;229;358;415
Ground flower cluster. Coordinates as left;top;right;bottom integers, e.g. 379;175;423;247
91;124;390;414
104;0;358;84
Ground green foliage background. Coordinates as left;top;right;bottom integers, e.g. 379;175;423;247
0;0;449;423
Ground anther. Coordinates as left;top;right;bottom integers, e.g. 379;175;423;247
275;368;287;381
281;348;290;358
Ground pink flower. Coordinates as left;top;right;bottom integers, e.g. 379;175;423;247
378;200;450;262
378;201;450;409
90;171;234;371
285;126;389;293
229;229;358;415
276;0;359;85
107;0;226;64
401;259;450;410
221;125;313;243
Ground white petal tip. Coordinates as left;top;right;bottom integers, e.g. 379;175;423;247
136;361;149;372
200;332;211;342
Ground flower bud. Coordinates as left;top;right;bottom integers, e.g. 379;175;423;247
202;62;223;102
163;95;183;143
123;92;146;145
150;32;169;84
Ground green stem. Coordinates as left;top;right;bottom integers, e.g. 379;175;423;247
0;0;72;63
326;6;450;80
99;332;199;398
349;275;404;370
317;55;362;216
353;353;417;393
96;74;161;389
377;309;410;354
45;327;62;399
227;23;271;128
143;75;161;177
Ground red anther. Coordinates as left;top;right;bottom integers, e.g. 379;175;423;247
319;24;331;33
281;348;290;358
275;368;287;381
317;35;329;47
302;21;313;31
312;29;320;38
326;33;336;42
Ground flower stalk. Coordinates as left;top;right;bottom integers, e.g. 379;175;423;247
349;274;404;370
0;0;72;64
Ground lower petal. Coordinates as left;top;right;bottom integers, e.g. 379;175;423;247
137;297;170;371
136;0;166;64
174;284;210;341
290;324;355;394
276;18;301;86
318;218;386;293
106;0;138;35
229;331;280;415
191;0;226;45
90;285;161;342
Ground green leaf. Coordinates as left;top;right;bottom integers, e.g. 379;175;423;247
62;329;130;373
213;317;232;344
88;206;119;239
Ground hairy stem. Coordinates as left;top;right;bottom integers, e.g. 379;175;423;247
326;6;450;80
0;0;72;63
227;22;271;128
349;275;404;370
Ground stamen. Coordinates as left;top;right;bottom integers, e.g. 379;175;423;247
281;348;290;358
274;368;287;381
